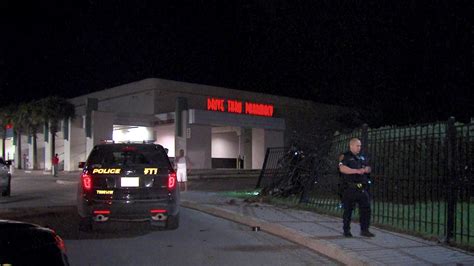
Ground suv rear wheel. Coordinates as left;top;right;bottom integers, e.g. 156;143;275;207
166;213;179;230
1;176;10;196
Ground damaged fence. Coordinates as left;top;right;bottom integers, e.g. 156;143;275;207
257;117;474;249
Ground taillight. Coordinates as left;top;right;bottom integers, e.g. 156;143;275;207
168;172;176;190
93;210;111;215
54;234;66;253
150;209;167;214
82;173;92;191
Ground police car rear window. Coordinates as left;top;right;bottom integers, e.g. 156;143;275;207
87;145;170;167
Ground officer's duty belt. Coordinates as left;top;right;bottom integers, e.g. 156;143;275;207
348;182;366;189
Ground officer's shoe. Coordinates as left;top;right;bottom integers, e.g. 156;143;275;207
360;231;375;237
343;231;353;238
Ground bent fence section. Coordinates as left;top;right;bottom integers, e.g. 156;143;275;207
257;118;474;249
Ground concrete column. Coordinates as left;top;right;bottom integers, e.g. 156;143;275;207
14;134;29;169
5;138;14;161
251;128;285;170
28;141;34;169
27;134;43;169
252;128;265;169
86;111;114;156
56;125;65;168
242;128;252;169
44;123;53;171
186;124;212;169
64;117;86;171
174;110;188;158
155;124;175;157
36;133;45;170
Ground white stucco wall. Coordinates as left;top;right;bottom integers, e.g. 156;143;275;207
65;117;86;171
99;90;155;115
155;124;175;157
186;124;212;169
212;132;239;158
86;111;114;156
252;128;265;169
1;138;15;161
251;128;284;170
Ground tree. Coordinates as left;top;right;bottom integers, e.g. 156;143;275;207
22;102;43;169
0;106;14;159
11;104;29;169
38;96;76;161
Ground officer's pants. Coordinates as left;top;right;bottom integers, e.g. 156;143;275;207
342;188;371;233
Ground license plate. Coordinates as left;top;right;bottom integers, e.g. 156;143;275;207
96;190;114;195
121;177;139;187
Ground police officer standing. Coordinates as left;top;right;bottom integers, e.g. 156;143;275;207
339;138;375;237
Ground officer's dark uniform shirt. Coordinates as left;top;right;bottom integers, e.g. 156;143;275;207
339;151;369;184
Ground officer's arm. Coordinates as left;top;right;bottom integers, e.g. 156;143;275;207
364;166;372;174
339;164;364;175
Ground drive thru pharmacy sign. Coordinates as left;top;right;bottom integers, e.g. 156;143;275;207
207;97;274;117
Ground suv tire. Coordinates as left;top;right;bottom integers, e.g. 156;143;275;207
1;176;10;196
166;213;179;230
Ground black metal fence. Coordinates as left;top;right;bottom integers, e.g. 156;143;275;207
257;117;474;249
256;147;288;189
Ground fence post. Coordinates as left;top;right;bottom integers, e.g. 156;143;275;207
256;148;271;189
445;117;457;243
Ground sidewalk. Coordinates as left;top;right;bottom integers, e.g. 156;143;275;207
11;168;80;184
181;191;474;266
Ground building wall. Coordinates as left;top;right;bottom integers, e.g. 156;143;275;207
212;132;239;158
3;139;14;161
148;78;350;147
86;111;114;156
155;124;175;157
56;129;65;169
252;128;265;169
26;133;45;169
264;129;284;149
250;129;284;169
186;124;212;169
35;134;45;169
65;116;86;171
98;90;155;115
71;78;351;148
64;78;353;171
70;79;158;116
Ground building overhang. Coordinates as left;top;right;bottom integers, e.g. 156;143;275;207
188;109;285;131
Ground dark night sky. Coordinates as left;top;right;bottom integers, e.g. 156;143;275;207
1;0;472;126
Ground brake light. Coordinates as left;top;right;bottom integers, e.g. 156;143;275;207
54;234;66;253
122;146;137;152
82;173;92;191
93;210;111;215
168;172;176;190
150;209;167;214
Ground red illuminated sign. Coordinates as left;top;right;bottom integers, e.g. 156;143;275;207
207;97;274;117
5;124;12;129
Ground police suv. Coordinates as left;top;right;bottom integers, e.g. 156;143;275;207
77;142;179;231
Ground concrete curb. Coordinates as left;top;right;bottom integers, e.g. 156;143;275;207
181;200;371;266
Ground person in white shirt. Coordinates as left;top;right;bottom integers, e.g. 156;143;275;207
175;149;191;192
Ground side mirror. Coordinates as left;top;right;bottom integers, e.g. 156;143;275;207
164;148;169;154
78;162;85;168
5;160;12;166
